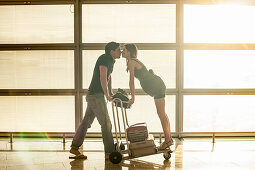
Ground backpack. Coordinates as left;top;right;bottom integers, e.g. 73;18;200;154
112;88;130;109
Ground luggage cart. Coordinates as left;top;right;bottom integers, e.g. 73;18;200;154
109;98;173;164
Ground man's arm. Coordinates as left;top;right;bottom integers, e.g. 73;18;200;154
99;65;112;101
108;75;113;97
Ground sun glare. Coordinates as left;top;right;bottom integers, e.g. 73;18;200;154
184;4;255;43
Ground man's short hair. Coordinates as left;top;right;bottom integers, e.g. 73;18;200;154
105;42;120;55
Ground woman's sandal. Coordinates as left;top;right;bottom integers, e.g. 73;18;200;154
158;139;174;150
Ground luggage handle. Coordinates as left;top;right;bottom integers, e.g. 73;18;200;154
128;122;147;128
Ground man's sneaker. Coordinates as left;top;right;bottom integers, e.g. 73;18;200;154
69;148;87;159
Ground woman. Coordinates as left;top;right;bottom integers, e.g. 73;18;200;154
122;43;173;150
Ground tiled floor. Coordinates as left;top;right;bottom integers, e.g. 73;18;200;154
0;138;255;170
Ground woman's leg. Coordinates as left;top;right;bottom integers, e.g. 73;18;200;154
154;98;173;149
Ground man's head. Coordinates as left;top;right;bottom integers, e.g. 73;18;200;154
105;41;121;59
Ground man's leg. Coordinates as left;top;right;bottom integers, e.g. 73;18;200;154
70;102;95;156
91;96;115;155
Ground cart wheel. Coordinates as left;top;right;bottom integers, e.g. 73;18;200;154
163;151;171;160
120;143;125;150
109;151;122;164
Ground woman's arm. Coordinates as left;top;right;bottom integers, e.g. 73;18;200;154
128;61;135;106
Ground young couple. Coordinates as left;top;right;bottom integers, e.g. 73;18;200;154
69;42;173;159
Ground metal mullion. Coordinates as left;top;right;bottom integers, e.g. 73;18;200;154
0;0;74;5
74;0;83;131
178;48;184;136
1;132;255;139
0;44;75;51
183;0;255;5
181;89;255;95
0;89;75;92
82;43;178;50
0;91;75;96
82;0;178;4
131;89;178;95
80;89;178;96
176;0;184;137
132;43;178;50
177;132;255;137
184;43;255;50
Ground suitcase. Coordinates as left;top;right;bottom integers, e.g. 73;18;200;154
126;123;148;143
129;139;155;150
129;139;156;157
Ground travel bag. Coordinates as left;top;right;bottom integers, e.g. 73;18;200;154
126;122;148;143
112;88;130;109
129;139;156;157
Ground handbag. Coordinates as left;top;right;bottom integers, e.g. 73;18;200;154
126;122;148;143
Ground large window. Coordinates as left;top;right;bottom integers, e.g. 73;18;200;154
184;4;255;43
184;50;255;89
0;51;74;89
0;96;75;132
183;3;255;135
0;5;74;44
184;95;255;132
82;4;176;43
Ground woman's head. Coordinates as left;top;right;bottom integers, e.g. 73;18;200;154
122;44;138;59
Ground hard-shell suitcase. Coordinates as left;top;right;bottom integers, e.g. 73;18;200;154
129;139;155;150
129;139;156;157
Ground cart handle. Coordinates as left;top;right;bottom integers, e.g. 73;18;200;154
128;122;147;128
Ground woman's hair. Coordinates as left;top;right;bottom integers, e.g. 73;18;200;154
124;44;138;58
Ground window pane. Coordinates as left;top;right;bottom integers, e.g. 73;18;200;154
0;5;74;44
0;96;75;132
184;95;255;132
184;50;255;89
83;50;176;89
0;51;74;89
82;4;176;43
184;4;255;43
83;95;176;133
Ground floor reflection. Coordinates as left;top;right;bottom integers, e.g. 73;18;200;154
69;157;171;170
104;159;171;170
1;138;255;170
70;159;85;170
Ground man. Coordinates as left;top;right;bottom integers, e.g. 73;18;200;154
69;42;121;159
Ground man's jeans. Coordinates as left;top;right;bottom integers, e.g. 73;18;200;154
71;94;115;154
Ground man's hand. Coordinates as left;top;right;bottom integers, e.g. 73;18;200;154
128;98;134;107
106;95;113;101
109;92;113;97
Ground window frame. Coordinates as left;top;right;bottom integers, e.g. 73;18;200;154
0;0;255;137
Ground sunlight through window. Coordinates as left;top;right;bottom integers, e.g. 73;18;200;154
184;4;255;43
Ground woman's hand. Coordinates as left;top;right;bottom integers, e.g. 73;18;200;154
106;95;113;102
128;98;134;107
